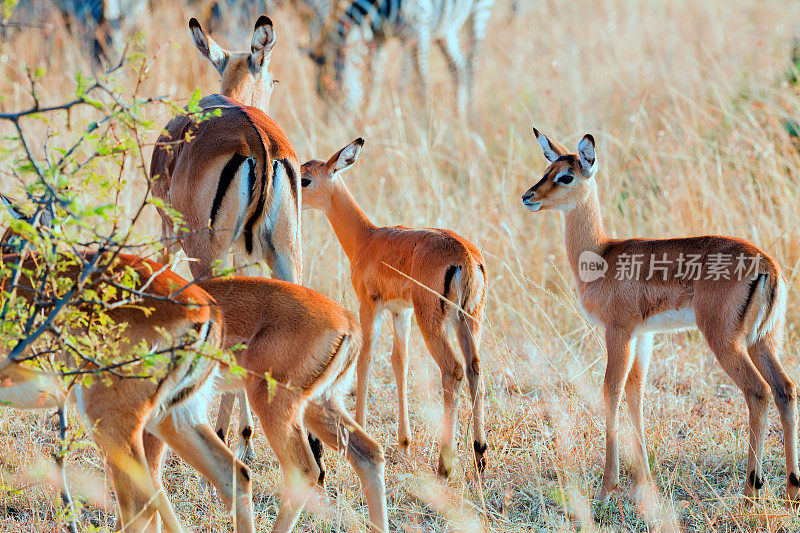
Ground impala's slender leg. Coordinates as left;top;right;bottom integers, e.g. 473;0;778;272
415;302;464;478
356;300;383;428
142;430;184;533
626;332;653;498
151;417;254;533
246;388;319;533
436;30;468;118
236;390;256;463
457;309;487;473
599;327;636;500
215;392;235;444
390;309;413;453
748;328;800;500
304;399;388;532
228;255;263;464
93;423;160;532
701;332;770;500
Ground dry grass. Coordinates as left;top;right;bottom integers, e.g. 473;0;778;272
3;0;800;531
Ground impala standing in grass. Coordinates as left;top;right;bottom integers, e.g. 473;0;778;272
0;249;254;532
169;277;389;533
301;138;488;477
150;16;304;464
522;127;799;502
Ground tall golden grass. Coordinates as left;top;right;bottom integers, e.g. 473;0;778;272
3;0;800;530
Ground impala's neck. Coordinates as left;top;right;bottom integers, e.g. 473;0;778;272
563;182;609;280
223;77;271;112
324;181;377;264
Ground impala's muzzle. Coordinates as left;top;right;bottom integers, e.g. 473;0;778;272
522;191;542;212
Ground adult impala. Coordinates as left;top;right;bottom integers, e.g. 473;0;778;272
300;139;488;478
522;127;798;502
151;16;298;282
150;16;302;464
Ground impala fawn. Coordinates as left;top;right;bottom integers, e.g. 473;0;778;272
522;127;799;502
300;138;488;478
0;250;255;532
144;277;388;532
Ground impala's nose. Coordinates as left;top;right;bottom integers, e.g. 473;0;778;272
522;192;542;212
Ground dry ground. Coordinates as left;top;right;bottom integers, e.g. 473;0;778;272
3;0;800;531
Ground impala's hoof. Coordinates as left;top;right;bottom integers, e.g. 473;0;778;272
437;450;454;479
473;440;488;474
398;437;411;455
597;484;618;502
787;472;800;507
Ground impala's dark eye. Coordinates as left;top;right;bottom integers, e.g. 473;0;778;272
301;178;311;187
556;174;574;185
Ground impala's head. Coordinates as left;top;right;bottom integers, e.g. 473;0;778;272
189;16;277;111
300;138;364;210
522;128;598;212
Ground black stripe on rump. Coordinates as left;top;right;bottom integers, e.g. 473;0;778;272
442;265;459;313
739;273;766;322
280;158;299;207
210;153;249;228
245;159;275;255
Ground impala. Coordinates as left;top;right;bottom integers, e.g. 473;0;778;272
150;16;303;465
300;139;488;478
162;277;388;532
0;249;255;532
522;127;799;502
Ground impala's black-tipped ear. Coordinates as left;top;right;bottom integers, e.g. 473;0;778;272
251;16;276;67
577;134;597;176
532;126;567;163
190;17;227;71
329;138;365;175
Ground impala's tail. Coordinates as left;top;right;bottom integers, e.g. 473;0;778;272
304;312;362;402
743;270;786;346
441;258;486;323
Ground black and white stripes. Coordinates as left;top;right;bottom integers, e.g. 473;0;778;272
310;0;495;116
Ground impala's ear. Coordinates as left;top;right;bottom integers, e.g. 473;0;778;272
577;134;597;176
328;138;364;175
251;16;276;67
1;193;24;221
532;126;568;163
189;17;227;72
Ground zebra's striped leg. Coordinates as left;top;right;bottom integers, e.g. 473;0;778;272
411;27;432;113
342;45;366;113
437;31;469;118
467;0;495;114
366;43;389;115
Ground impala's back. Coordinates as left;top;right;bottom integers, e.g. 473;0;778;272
151;95;302;282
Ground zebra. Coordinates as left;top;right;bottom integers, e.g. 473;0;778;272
307;0;495;117
30;0;147;63
268;0;333;39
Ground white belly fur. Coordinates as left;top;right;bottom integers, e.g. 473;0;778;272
636;307;696;334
